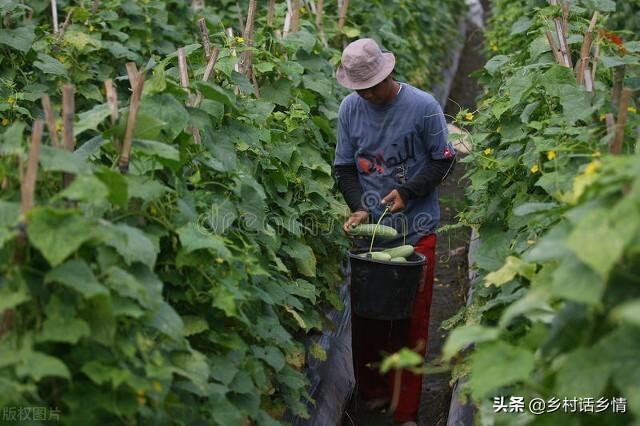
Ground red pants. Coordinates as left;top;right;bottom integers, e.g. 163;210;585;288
351;234;437;423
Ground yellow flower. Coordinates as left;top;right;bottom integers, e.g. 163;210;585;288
7;97;16;105
599;114;606;121
1;118;9;126
89;24;95;32
628;106;637;114
530;164;540;174
527;240;536;245
465;112;474;121
496;127;501;133
215;257;224;264
57;55;66;63
490;43;498;52
592;150;601;157
547;150;557;160
235;36;245;44
153;381;163;392
55;121;63;132
584;160;601;176
483;148;493;155
300;6;307;14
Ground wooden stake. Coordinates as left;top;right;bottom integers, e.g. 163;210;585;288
290;0;300;33
605;113;616;139
56;7;73;41
126;62;139;90
62;85;75;152
177;48;202;144
240;0;257;85
591;34;601;83
51;0;59;34
119;71;145;173
21;120;43;216
612;66;625;106
576;12;598;85
338;0;349;32
583;67;593;92
104;79;121;152
236;0;245;32
91;0;100;14
316;0;328;47
611;88;631;155
41;94;59;148
191;0;205;10
193;47;220;108
267;0;276;27
198;18;211;60
546;31;565;66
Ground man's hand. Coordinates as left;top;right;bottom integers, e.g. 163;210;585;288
381;189;406;213
343;210;369;234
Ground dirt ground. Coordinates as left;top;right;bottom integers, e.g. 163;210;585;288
341;5;487;425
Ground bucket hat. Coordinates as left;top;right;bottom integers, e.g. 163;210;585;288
336;38;395;90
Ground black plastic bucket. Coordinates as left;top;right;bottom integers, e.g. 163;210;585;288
348;248;427;320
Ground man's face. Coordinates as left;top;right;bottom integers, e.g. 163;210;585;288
356;78;391;105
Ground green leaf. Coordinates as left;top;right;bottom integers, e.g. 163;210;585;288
611;299;640;327
282;240;316;277
126;175;169;201
81;361;130;388
28;207;98;266
102;223;158;268
0;274;29;311
566;209;627;279
17;351;71;381
133;139;180;161
513;202;557;216
555;347;611;398
551;255;604;305
38;315;90;344
484;256;536;287
510;17;532;35
95;168;128;207
468;341;535;399
148;301;184;340
54;175;109;204
33;53;68;76
45;259;108;298
0;121;26;155
442;325;500;361
63;30;101;50
138;94;189;141
600;55;639;68
195;81;238;111
484;55;509;76
0;200;20;227
380;348;423;374
182;315;210;336
105;266;148;306
177;222;232;258
251;345;285;371
582;0;616;12
0;26;35;53
39;145;93;175
74;103;112;136
283;30;316;53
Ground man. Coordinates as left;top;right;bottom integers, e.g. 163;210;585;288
333;38;455;425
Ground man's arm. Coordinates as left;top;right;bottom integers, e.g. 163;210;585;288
334;164;366;212
395;157;456;203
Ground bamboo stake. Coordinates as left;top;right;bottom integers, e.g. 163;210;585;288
21;120;43;216
546;31;565;66
193;47;220;108
605;113;616;139
283;0;292;37
119;71;145;173
267;0;276;27
62;84;75;187
612;66;625;106
91;0;100;14
240;0;257;88
576;12;598;85
316;0;327;47
338;0;349;32
290;0;300;33
126;62;139;90
191;0;205;10
51;0;59;34
177;48;202;144
62;85;75;152
41;94;59;148
198;18;211;60
226;28;241;74
611;88;631;155
592;33;601;83
583;67;593;92
104;79;121;152
56;7;73;41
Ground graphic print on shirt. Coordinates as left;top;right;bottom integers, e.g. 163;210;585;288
355;132;417;183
